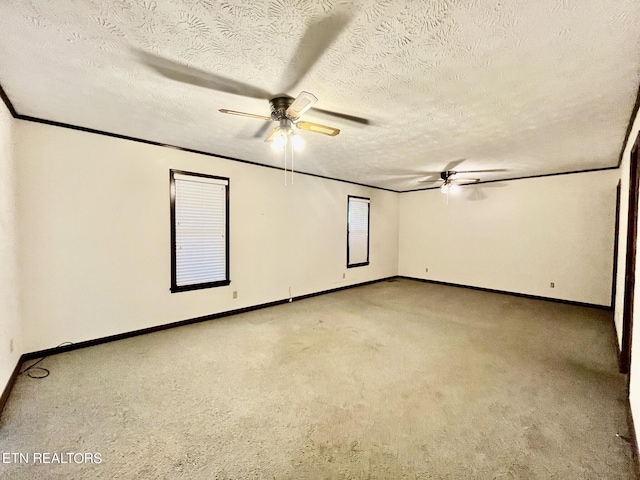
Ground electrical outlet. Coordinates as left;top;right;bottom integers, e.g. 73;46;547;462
343;273;345;279
10;338;13;353
550;282;555;288
233;291;238;299
425;268;429;273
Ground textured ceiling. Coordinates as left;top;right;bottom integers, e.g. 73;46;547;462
0;0;639;191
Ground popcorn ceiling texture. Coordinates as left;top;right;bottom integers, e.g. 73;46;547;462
0;0;639;190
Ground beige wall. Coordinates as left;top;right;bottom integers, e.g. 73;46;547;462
398;170;618;306
4;110;627;406
0;101;22;392
14;121;399;352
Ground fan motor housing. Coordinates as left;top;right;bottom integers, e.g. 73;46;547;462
269;95;294;120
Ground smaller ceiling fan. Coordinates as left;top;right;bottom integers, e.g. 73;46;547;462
419;170;481;193
417;159;507;192
415;160;508;203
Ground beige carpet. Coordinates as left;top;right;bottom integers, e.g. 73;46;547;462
0;279;635;479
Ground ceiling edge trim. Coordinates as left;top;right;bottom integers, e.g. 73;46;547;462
0;83;18;118
400;165;620;193
15;113;399;193
619;80;640;167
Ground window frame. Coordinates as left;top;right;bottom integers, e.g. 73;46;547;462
170;169;230;293
346;195;370;268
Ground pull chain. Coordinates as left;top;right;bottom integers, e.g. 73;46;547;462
283;132;295;186
290;136;294;184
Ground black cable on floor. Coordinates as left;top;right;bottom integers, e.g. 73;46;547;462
19;342;74;379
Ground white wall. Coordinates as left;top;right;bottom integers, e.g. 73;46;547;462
399;170;618;306
4;102;633;430
15;121;399;353
0;101;22;394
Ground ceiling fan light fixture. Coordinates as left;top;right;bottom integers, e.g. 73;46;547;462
440;182;460;194
291;132;304;150
271;129;288;151
271;128;304;151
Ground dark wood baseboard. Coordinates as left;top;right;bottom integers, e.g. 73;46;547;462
2;276;394;418
23;277;395;361
397;276;612;310
0;356;24;420
293;276;396;302
23;298;287;361
1;274;612;420
17;274;612;361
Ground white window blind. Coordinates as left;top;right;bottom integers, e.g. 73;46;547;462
348;197;370;266
174;173;228;288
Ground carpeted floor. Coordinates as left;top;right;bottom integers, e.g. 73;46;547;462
0;279;636;479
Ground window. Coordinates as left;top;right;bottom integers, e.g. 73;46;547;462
170;170;230;292
347;196;370;268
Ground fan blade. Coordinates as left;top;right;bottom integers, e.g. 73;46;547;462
136;49;272;99
279;13;351;93
286;91;318;120
265;127;280;143
452;178;480;185
219;109;272;121
296;121;340;136
452;169;508;174
253;121;273;138
442;159;466;172
418;179;443;184
310;107;371;125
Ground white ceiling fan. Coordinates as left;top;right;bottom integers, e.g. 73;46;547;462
419;170;481;193
135;12;369;136
219;90;340;143
420;170;483;205
136;12;368;184
417;160;508;203
220;91;339;184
